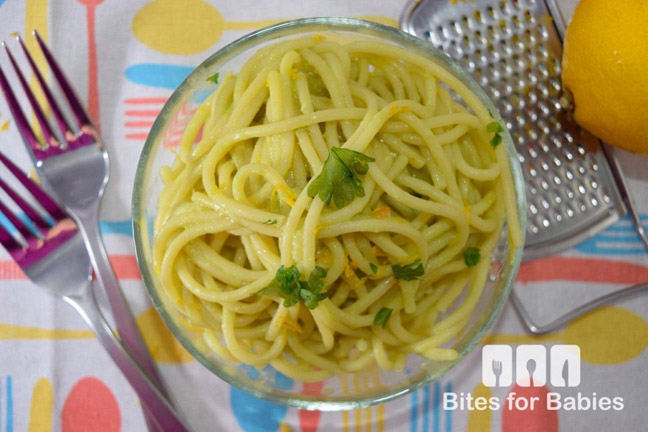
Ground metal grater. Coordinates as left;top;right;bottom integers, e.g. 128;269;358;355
400;0;640;261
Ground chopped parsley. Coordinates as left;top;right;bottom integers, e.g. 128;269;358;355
373;307;393;327
258;265;328;309
487;121;504;148
391;259;424;281
463;247;481;267
262;219;278;225
307;147;374;208
206;72;220;84
369;262;378;274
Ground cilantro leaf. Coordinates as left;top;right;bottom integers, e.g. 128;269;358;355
487;121;504;148
373;307;393;327
207;72;220;84
258;265;329;309
463;247;480;267
369;263;378;274
262;219;278;225
391;259;424;281
307;147;375;208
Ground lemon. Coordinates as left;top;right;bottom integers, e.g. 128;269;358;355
561;0;648;153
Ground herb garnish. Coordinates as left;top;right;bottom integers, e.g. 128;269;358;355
487;121;504;148
258;266;328;309
391;259;424;281
373;307;393;327
463;247;481;267
307;147;374;208
369;263;378;274
207;72;220;84
262;219;278;225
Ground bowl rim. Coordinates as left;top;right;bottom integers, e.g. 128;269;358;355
132;16;527;410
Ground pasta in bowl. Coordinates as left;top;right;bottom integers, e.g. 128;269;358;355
133;18;526;409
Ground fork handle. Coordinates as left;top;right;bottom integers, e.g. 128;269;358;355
75;204;178;432
65;290;191;431
75;205;169;391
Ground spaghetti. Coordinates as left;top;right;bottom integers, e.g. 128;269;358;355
153;35;522;380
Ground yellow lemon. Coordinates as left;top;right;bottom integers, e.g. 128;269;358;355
561;0;648;153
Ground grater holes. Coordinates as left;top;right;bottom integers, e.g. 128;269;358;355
537;62;549;78
448;21;462;37
510;54;525;70
460;15;472;31
474;30;488;47
576;143;587;155
548;77;561;92
460;35;472;50
486;6;498;21
474;68;488;87
565;169;574;181
473;9;483;23
537;82;549;98
523;9;535;24
529;203;538;215
565;206;575;218
447;40;463;58
434;25;446;43
486;25;498;41
537;101;552;118
510;34;525;53
463;56;477;72
497;20;513;37
511;15;524;30
526;126;538;142
514;115;525;127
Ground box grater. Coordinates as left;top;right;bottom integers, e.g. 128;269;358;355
400;0;648;332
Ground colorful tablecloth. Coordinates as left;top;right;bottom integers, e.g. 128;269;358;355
0;1;646;431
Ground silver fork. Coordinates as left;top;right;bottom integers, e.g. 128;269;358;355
0;32;179;428
0;151;189;430
492;359;502;388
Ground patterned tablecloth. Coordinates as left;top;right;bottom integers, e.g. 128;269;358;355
0;1;647;431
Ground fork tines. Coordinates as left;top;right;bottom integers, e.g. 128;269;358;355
0;31;93;160
0;150;76;266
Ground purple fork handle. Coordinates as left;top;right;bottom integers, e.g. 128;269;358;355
66;290;191;431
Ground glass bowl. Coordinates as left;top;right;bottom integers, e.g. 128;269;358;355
132;17;526;410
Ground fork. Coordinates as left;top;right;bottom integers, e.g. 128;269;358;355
492;359;502;388
0;150;189;430
0;32;179;426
